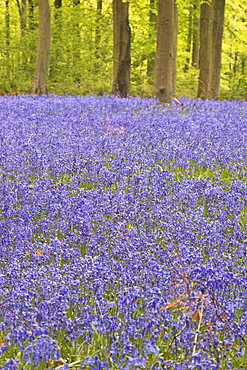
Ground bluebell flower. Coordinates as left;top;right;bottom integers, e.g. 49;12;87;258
0;95;247;367
2;359;19;370
23;335;61;367
124;355;146;369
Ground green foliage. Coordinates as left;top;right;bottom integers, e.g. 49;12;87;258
220;0;247;99
0;0;247;97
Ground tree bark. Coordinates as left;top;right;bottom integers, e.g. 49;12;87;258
147;0;157;82
154;0;174;102
54;0;61;7
5;0;10;48
96;0;103;44
16;0;27;32
33;0;51;95
172;0;178;96
208;0;225;99
50;0;62;80
95;0;103;61
5;0;10;79
183;4;193;73
28;0;36;30
197;0;213;99
112;0;131;97
192;0;200;69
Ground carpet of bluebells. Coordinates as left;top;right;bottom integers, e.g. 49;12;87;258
0;94;247;370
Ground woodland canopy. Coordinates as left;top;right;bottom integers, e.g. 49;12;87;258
0;0;246;99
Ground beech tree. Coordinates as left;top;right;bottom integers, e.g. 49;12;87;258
154;0;175;102
112;0;131;96
197;0;213;99
192;0;200;69
208;0;225;99
54;0;61;7
183;3;193;73
33;0;51;95
16;0;27;32
28;0;36;30
197;0;225;99
5;0;10;79
183;0;200;72
147;0;157;82
0;0;246;98
95;0;103;66
172;0;178;96
96;0;103;49
50;0;62;81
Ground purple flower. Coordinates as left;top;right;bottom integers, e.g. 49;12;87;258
2;359;19;370
0;95;247;368
23;335;61;367
124;355;146;369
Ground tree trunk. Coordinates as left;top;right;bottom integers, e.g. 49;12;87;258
5;0;10;48
50;0;62;79
233;52;238;75
28;0;36;30
17;0;29;71
183;4;193;73
192;0;200;69
112;0;131;97
96;0;103;45
241;55;245;76
95;0;103;62
172;0;178;96
147;0;157;82
16;0;27;32
33;0;51;95
197;0;213;99
154;0;174;102
208;0;225;99
5;0;10;79
71;0;81;82
54;0;61;7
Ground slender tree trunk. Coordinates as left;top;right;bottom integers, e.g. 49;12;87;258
241;55;245;75
197;0;213;99
50;0;62;79
172;0;178;96
16;0;29;73
233;52;238;75
28;0;36;30
147;0;157;82
95;0;103;65
183;5;193;73
33;0;51;95
16;0;27;32
208;0;225;99
112;0;131;97
26;0;37;69
54;0;61;7
154;0;174;102
192;0;200;69
54;0;62;20
72;0;81;82
96;0;102;47
5;0;10;79
5;0;10;49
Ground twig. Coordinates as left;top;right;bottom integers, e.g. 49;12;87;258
27;133;34;144
210;292;247;346
166;324;187;356
192;295;204;356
